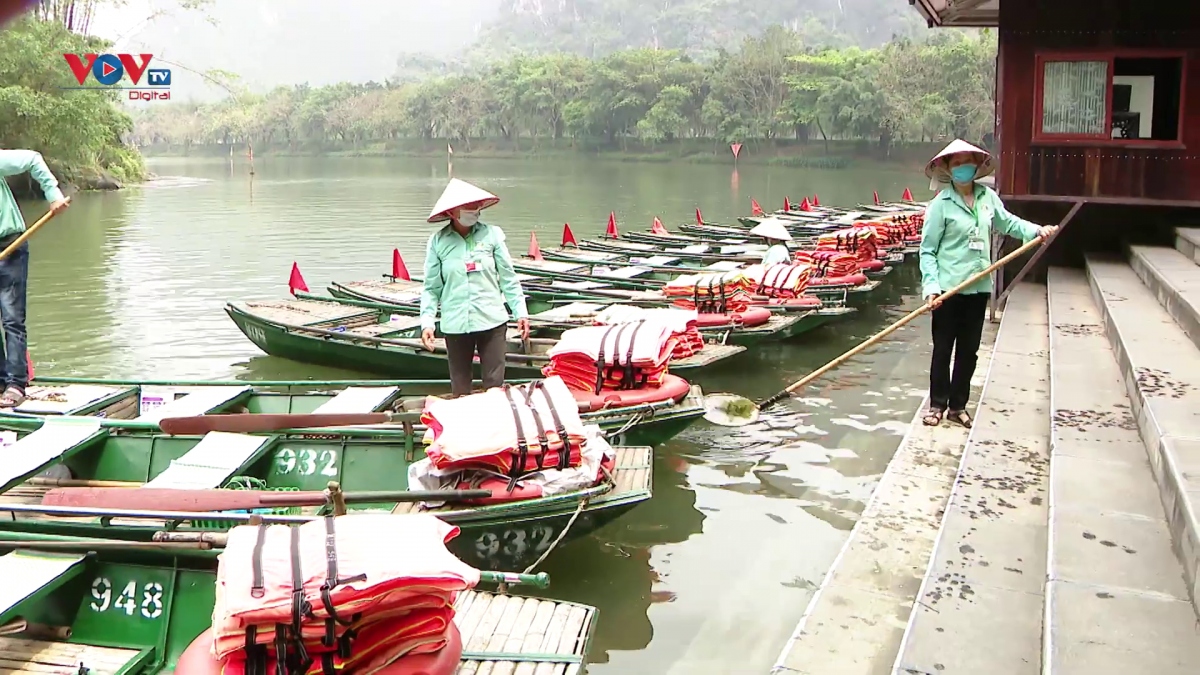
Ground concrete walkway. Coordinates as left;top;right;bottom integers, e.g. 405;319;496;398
770;318;1000;674
772;225;1200;674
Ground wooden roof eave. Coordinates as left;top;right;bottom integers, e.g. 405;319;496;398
910;0;1000;27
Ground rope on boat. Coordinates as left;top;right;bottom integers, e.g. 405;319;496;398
521;497;589;576
607;412;645;440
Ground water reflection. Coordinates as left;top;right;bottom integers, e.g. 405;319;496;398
529;450;705;663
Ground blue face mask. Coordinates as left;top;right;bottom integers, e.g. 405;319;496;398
950;164;978;184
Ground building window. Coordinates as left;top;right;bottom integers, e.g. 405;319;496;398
1034;52;1186;144
1041;61;1109;135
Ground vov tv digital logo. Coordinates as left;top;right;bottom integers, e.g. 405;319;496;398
62;53;172;101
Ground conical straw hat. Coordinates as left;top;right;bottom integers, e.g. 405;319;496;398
924;139;994;191
749;218;793;241
427;178;500;223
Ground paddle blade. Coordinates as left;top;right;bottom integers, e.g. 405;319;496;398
158;412;392;435
702;393;759;427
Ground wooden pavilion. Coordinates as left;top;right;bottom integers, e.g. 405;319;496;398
906;0;1200;311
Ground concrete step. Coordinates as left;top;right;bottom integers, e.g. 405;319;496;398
891;283;1050;675
1045;267;1200;673
1128;244;1200;353
1177;228;1200;265
1084;253;1200;620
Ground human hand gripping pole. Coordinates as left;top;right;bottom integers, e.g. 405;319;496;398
702;232;1054;427
0;199;69;262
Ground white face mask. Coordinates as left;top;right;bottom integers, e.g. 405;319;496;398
457;209;479;227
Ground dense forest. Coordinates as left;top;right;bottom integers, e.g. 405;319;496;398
1;0;995;189
478;0;928;58
132;28;997;161
0;15;145;186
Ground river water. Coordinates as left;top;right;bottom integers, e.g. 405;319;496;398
23;156;932;673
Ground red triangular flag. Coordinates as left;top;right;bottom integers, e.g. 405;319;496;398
902;187;914;201
784;196;792;211
651;217;667;235
288;262;309;295
605;212;619;238
751;198;763;216
812;194;820;207
528;232;544;260
695;207;703;225
391;249;411;281
26;351;33;381
799;197;811;211
562;223;578;247
873;190;880;205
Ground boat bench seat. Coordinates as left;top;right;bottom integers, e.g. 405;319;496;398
0;551;87;623
0;635;146;675
595;266;653;279
143;431;273;490
532;302;609;321
137;386;251;423
635;255;678;266
551;280;609;291
523;259;585;274
14;384;132;416
313;386;399;414
0;419;106;493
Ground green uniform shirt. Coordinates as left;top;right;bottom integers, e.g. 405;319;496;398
761;243;791;265
0;150;64;240
419;220;528;334
919;184;1040;299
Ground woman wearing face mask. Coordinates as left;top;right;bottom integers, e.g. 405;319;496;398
918;140;1057;428
419;178;530;397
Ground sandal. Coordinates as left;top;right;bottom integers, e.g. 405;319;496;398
922;407;945;426
0;387;25;408
948;409;973;428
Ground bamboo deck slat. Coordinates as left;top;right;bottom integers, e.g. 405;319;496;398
242;300;367;325
0;638;139;675
454;592;591;675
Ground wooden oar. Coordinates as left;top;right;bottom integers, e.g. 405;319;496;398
703;234;1051;426
158;410;421;435
41;486;493;510
158;391;612;434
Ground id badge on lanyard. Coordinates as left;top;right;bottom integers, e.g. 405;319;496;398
968;206;986;252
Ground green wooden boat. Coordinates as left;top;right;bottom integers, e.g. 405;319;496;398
0;538;597;674
323;276;820;346
225;297;745;381
328;274;856;336
0;400;655;571
10;375;703;448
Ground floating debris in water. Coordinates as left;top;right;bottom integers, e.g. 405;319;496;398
830;418;910;435
864;391;883;397
795;397;833;407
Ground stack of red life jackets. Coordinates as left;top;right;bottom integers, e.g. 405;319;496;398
543;321;676;393
591;305;705;360
741;264;813;299
422;376;588;478
793;250;863;280
210;513;479;675
661;270;754;313
816;226;884;272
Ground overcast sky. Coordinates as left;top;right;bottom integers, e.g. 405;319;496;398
91;0;498;101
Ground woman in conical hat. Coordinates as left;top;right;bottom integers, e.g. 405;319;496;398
918;139;1056;428
749;218;793;265
418;178;529;397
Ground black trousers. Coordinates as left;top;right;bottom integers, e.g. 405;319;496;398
443;323;507;397
929;292;989;411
